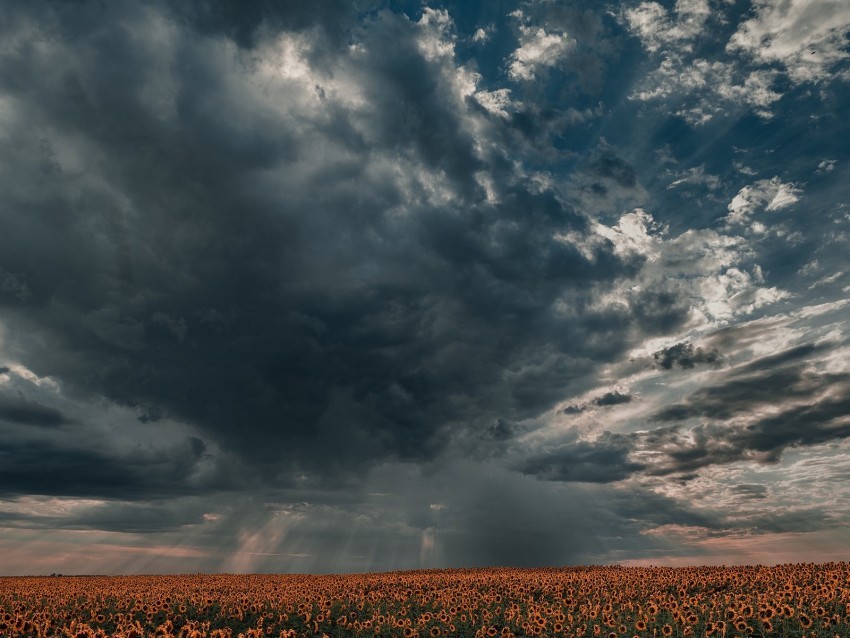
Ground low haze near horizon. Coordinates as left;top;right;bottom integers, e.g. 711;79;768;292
1;0;850;576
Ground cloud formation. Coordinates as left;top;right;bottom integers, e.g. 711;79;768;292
0;0;849;574
623;0;850;123
727;0;850;84
508;20;575;81
653;342;723;370
726;177;803;227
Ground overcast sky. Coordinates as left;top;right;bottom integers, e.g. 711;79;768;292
1;0;850;576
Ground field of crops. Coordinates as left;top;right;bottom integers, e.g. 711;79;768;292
1;563;849;638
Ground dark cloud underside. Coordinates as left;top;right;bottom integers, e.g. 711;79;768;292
0;1;671;485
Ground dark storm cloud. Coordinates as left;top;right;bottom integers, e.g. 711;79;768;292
0;0;679;498
590;150;637;188
562;403;586;415
169;0;364;51
526;338;850;484
653;341;723;370
641;382;850;476
652;343;833;422
519;431;643;483
0;268;30;301
593;391;632;407
69;500;209;534
0;393;70;427
482;418;520;441
565;141;652;219
0;431;221;499
0;498;209;534
561;391;632;415
489;104;590;164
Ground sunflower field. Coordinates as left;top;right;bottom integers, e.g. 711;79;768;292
1;563;849;638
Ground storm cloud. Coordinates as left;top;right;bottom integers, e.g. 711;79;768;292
653;342;723;370
0;1;655;486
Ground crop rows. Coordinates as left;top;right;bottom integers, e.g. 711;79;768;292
1;563;849;638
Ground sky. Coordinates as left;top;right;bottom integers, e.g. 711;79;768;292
1;0;849;576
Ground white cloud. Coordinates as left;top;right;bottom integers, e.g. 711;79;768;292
508;25;575;81
726;177;803;226
727;0;850;84
593;208;664;262
666;165;720;190
715;69;782;116
257;32;315;83
625;0;850;124
624;2;669;53
474;88;514;118
662;228;747;277
817;159;836;174
812;271;844;288
565;209;789;328
416;8;456;61
631;56;782;124
472;26;493;43
624;0;711;53
798;259;821;277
